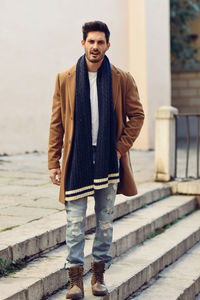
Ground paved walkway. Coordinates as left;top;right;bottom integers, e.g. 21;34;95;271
0;150;155;232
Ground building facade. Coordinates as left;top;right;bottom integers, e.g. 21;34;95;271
0;0;171;154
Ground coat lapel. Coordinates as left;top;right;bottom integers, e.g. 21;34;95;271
66;65;76;117
111;66;120;109
66;64;120;115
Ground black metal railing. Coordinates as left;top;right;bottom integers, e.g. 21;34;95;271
174;113;200;180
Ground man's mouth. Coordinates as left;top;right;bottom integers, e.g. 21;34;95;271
91;52;99;55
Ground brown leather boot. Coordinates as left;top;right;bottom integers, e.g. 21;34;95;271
91;262;108;296
66;266;84;299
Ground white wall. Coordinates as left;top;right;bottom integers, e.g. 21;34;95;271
129;0;171;149
0;0;129;154
146;0;171;149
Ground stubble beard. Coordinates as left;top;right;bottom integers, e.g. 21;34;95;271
89;58;102;63
86;51;104;64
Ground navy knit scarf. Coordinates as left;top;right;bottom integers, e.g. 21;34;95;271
65;55;119;201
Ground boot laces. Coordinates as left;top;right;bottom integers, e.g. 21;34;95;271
69;270;82;288
95;271;104;284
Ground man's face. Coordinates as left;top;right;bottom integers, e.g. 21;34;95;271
81;31;110;64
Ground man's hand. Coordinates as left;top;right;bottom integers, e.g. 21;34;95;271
117;151;121;159
49;168;61;186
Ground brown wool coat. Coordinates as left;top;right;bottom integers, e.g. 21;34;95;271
48;64;145;204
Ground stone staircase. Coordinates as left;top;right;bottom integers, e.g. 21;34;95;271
0;183;200;300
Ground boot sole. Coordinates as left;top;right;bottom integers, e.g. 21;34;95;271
92;289;108;296
66;292;84;299
66;295;84;299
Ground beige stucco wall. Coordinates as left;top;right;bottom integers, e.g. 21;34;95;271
0;0;129;154
0;0;171;154
129;0;171;150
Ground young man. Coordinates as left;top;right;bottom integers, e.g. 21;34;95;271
48;21;144;299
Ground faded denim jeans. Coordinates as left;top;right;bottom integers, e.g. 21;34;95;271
64;182;117;270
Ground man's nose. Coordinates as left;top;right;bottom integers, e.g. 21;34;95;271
93;43;98;50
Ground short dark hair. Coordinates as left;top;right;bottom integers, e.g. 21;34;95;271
82;21;110;43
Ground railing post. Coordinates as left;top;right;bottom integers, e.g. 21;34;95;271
154;106;178;181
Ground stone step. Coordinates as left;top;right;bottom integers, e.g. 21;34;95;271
131;240;200;300
170;179;200;196
0;183;171;265
48;209;200;300
0;194;197;300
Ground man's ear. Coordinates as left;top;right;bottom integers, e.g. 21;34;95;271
106;42;110;51
81;40;85;47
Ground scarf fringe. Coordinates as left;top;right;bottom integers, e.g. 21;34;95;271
65;174;119;201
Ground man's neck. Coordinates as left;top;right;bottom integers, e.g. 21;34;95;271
85;57;103;72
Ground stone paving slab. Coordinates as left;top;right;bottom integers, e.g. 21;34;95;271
18;197;64;210
0;206;58;219
0;204;60;231
0;170;48;180
0;194;196;300
0;195;28;207
0;185;32;197
9;178;49;186
0;152;47;172
0;216;30;231
21;185;59;201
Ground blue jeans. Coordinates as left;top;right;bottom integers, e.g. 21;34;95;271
64;182;117;270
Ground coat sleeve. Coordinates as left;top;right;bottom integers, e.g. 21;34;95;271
48;73;64;169
116;73;144;156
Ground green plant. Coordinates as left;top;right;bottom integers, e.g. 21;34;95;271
170;0;200;66
0;258;26;277
142;204;148;209
0;225;20;232
140;210;195;245
0;258;9;276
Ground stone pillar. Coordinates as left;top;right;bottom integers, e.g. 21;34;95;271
128;0;171;149
154;106;178;181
